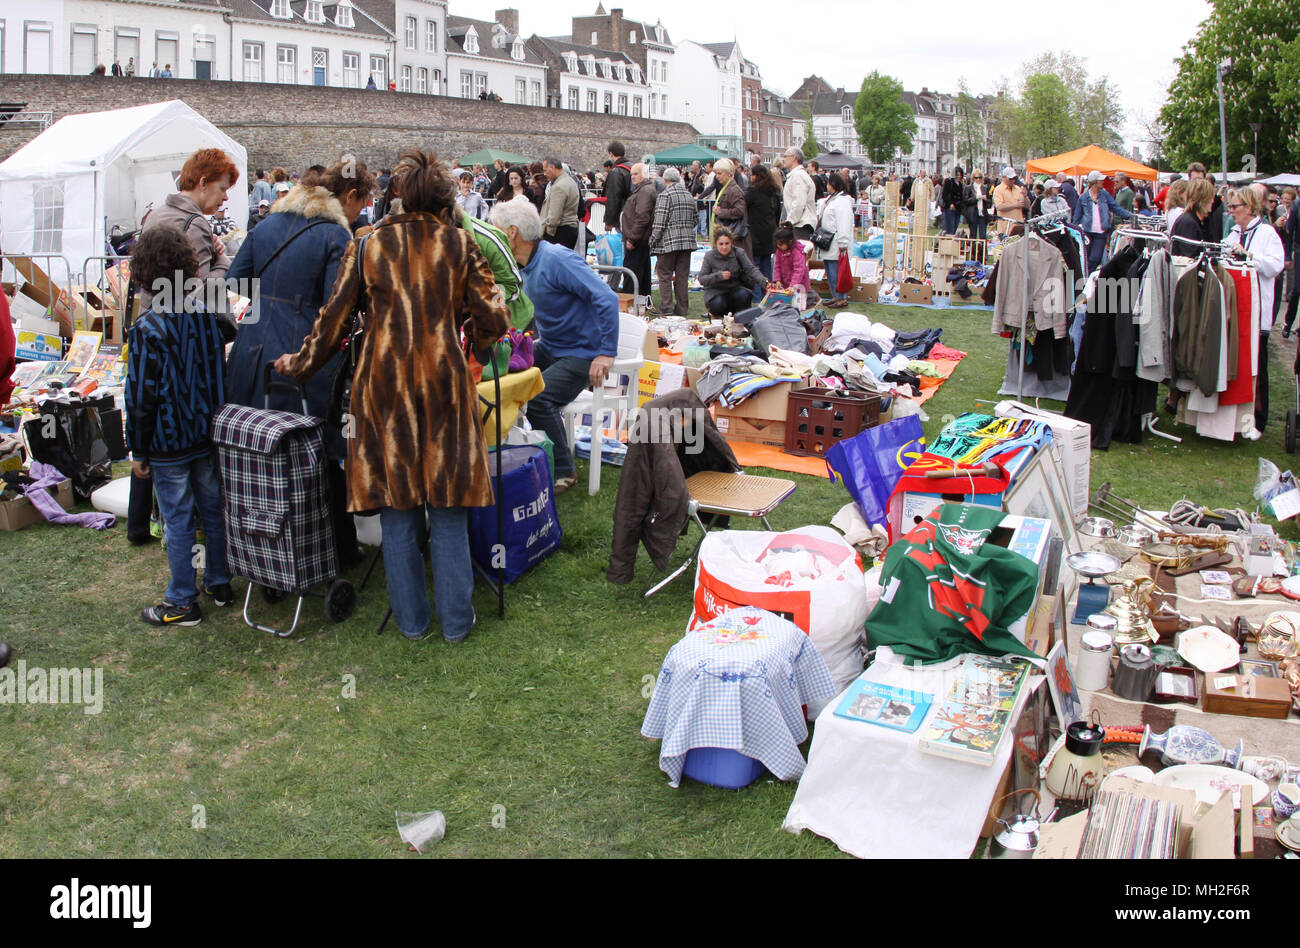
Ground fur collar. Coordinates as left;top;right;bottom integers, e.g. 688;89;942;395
270;185;351;229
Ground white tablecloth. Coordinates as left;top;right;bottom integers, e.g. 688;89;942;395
783;646;1041;858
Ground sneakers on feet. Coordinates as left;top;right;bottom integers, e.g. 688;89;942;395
142;602;202;626
204;583;235;607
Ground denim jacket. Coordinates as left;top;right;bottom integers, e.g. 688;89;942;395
1072;188;1133;233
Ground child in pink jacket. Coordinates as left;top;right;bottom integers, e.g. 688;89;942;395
771;227;811;294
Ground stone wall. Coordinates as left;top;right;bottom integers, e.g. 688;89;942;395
0;75;699;172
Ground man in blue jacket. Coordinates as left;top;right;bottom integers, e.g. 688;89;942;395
1073;170;1133;273
491;198;618;494
126;227;233;626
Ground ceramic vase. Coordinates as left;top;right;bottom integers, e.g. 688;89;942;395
1138;724;1243;768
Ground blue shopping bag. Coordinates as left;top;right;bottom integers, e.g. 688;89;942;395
592;232;624;268
824;415;926;528
470;446;562;584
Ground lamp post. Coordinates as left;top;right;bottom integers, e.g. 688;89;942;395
1216;58;1234;187
1249;122;1260;167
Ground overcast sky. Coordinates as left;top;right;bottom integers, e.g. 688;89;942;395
460;0;1213;150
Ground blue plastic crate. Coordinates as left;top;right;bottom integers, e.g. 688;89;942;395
682;747;766;789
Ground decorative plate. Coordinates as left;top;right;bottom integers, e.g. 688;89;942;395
1275;821;1300;853
1281;576;1300;602
1151;764;1268;809
1102;765;1155;789
1176;626;1241;673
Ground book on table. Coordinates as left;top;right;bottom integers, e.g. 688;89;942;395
832;679;933;733
917;655;1031;766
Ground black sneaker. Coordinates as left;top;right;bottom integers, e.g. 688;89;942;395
204;583;235;607
141;602;203;627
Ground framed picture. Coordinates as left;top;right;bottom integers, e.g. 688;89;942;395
1040;444;1081;556
1045;640;1084;726
1005;452;1076;599
1239;659;1280;678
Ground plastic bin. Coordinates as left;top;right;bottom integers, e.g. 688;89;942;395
783;387;882;457
682;747;767;789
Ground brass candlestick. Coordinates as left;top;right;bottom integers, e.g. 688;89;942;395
1103;576;1158;646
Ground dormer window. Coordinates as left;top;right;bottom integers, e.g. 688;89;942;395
630;65;641;83
842;106;852;122
613;62;624;80
564;52;577;72
582;55;595;75
305;0;323;23
655;24;664;43
270;0;290;18
599;59;611;78
629;30;637;44
334;0;354;27
511;40;524;60
464;28;478;54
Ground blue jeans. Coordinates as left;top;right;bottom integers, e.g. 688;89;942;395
824;256;847;300
529;341;592;479
752;255;773;302
696;207;709;237
380;504;475;640
151;452;230;608
1085;232;1107;274
942;208;961;234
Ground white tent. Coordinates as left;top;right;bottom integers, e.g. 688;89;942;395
0;100;247;285
1260;173;1300;187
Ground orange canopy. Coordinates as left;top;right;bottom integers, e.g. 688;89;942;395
1025;145;1158;182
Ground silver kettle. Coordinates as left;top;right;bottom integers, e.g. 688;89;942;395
990;789;1057;859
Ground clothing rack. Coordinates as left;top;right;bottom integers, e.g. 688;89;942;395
1109;230;1182;442
1006;210;1073;400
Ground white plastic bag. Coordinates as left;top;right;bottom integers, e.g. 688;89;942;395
689;526;867;694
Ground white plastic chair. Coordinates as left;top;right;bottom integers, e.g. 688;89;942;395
562;311;647;495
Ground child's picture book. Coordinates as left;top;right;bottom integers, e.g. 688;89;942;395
833;679;932;733
918;655;1031;765
65;330;102;370
77;345;125;385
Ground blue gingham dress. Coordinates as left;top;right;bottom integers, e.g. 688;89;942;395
642;607;839;787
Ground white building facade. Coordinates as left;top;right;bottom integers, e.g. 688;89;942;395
355;0;446;94
228;1;393;90
667;39;741;149
528;36;647;118
445;14;545;105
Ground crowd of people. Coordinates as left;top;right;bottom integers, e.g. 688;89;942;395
90;58;173;77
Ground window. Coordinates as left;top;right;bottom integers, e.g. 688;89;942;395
582;56;594;76
632;97;642;118
343;51;359;87
405;17;416;51
243;42;263;82
530;81;541;106
312;48;327;86
370;54;386;89
464;28;478;55
270;0;290;18
661;94;667;114
155;31;178;75
277;44;296;84
425;20;437;53
603;92;612;114
586;89;596;112
69;25;96;75
590;31;598;44
475;73;487;97
564;53;577;72
32;182;64;254
335;0;354;28
842;106;852;122
305;1;324;24
460;70;473;98
567;86;578;109
613;62;623;81
661;63;667;83
114;27;139;72
617;94;626;115
416;67;427;93
511;40;524;61
629;30;637;44
515;77;526;104
400;65;411;92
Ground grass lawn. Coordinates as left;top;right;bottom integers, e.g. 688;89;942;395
2;290;1297;858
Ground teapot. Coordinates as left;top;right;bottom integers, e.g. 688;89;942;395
990;788;1057;859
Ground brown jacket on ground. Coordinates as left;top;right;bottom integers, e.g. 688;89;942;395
284;211;509;513
607;388;739;583
620;178;658;247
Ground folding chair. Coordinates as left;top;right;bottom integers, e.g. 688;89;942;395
644;471;797;597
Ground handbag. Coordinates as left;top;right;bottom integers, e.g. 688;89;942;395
327;234;371;432
835;249;854;293
729;217;750;239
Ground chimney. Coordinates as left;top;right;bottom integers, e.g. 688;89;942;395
610;8;624;50
836;87;844;99
495;8;519;34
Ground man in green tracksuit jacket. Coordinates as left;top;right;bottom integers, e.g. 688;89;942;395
456;207;534;331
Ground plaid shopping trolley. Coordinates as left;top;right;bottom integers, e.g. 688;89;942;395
211;365;357;637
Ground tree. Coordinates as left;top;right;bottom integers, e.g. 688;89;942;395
1077;76;1125;153
1160;0;1299;174
799;107;821;160
853;71;917;166
954;78;987;171
1008;73;1075;159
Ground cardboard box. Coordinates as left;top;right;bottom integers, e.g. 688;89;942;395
1034;776;1235;859
846;281;879;304
642;328;660;362
713;380;796;446
616;293;639;314
0;478;74;532
713;414;785;446
636;360;697;409
899;284;933;305
995;400;1091;522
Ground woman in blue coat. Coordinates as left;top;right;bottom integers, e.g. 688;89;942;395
225;159;376;564
1072;170;1134;274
